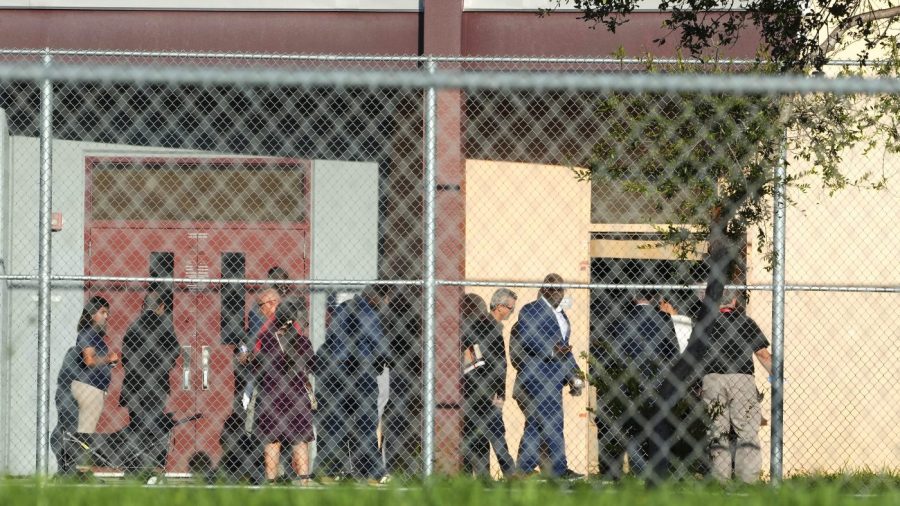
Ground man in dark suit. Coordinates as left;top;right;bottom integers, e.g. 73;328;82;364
512;273;583;478
592;289;679;480
313;284;392;483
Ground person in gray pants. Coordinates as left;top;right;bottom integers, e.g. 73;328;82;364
701;289;772;483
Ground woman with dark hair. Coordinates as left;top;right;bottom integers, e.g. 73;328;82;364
72;296;119;434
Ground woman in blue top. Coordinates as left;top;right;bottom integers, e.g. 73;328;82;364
71;296;120;433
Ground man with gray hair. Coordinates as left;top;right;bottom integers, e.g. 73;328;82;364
460;289;518;477
702;289;772;483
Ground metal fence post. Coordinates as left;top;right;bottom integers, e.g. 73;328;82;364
770;134;788;485
35;48;55;476
422;58;438;478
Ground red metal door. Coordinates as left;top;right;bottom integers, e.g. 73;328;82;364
84;155;311;474
189;227;310;467
86;225;310;473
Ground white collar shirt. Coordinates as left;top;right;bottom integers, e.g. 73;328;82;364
542;296;569;342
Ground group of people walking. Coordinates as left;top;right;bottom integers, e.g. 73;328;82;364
51;272;406;484
51;291;179;474
461;275;772;484
50;267;771;485
461;274;585;479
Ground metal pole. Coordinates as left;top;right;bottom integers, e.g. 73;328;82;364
422;58;438;478
35;48;54;476
770;135;788;485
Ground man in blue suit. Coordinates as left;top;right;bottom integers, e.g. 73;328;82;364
511;273;584;478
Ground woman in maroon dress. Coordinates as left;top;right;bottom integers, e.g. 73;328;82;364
252;289;315;483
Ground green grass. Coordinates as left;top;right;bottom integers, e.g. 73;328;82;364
1;477;899;506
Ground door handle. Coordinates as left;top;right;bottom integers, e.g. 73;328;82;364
181;345;192;391
201;346;210;391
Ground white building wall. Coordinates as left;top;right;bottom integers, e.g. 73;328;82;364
0;136;208;474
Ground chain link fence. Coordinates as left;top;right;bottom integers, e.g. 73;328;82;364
0;50;897;486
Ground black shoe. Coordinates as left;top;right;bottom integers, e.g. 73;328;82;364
559;469;585;480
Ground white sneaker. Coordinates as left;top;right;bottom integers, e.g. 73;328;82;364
367;474;392;486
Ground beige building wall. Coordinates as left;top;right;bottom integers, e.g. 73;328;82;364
467;144;899;476
747;31;900;471
745;141;900;475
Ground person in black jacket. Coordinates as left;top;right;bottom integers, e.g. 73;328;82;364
313;284;392;482
119;290;180;471
380;288;423;476
592;289;679;480
460;289;517;477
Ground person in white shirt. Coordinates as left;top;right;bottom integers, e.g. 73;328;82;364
659;296;693;353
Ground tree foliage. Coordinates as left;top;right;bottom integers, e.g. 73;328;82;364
543;3;900;480
570;56;895;274
541;0;900;71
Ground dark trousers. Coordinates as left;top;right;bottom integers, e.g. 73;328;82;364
382;370;421;475
126;393;170;470
461;392;515;476
314;371;385;479
51;391;79;474
314;371;345;477
595;400;647;480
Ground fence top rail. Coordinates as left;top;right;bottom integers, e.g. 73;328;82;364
45;275;423;287
1;62;899;95
0;48;884;67
3;274;896;293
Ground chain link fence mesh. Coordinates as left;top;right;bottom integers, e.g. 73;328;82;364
0;51;897;488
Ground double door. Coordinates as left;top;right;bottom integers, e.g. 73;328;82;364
86;224;309;472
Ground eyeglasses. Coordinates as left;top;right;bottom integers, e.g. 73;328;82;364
500;303;516;311
260;299;278;307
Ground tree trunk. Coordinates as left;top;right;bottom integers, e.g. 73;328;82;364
647;201;742;483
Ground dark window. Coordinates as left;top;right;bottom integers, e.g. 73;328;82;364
220;252;246;346
149;251;175;312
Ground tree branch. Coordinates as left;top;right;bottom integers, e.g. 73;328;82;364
820;6;900;55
